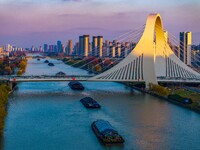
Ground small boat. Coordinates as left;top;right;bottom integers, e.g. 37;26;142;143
55;71;66;77
44;60;49;63
48;63;54;66
68;81;84;90
91;120;124;144
80;97;101;108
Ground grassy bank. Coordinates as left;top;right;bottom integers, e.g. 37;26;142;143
0;84;10;134
173;88;200;107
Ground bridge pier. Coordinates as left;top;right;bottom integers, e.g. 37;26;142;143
8;82;13;90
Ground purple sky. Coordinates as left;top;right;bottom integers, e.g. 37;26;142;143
0;0;200;47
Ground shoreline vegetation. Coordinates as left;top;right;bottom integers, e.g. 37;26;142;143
127;82;200;114
0;51;26;75
0;84;10;134
17;59;27;76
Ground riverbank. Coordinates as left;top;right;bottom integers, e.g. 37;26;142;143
0;84;10;134
125;83;200;114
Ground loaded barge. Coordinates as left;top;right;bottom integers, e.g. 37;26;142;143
80;97;101;108
68;81;84;90
91;120;124;144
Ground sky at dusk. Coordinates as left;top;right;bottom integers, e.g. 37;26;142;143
0;0;200;47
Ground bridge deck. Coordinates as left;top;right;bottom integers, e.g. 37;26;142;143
1;75;200;83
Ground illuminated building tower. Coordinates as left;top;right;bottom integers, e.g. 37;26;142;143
116;42;121;58
5;44;12;52
109;45;116;58
180;32;192;65
97;36;103;57
66;40;73;56
83;35;89;57
92;36;98;56
89;43;92;56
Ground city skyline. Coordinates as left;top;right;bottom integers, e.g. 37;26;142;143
0;0;200;47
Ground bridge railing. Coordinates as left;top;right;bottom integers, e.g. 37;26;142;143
0;75;94;80
157;76;200;81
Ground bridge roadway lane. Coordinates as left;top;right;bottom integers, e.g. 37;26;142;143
7;75;94;82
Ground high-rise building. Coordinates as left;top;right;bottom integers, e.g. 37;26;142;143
74;42;79;56
83;35;89;57
89;43;92;56
5;44;12;52
31;46;35;52
116;42;121;58
66;40;73;56
113;40;118;45
109;46;116;58
79;35;89;57
54;45;57;52
57;40;62;53
62;44;65;53
44;44;48;53
92;36;98;56
79;36;84;56
180;32;192;65
39;46;43;52
97;36;103;57
104;40;110;57
0;47;4;53
124;42;131;57
49;45;54;52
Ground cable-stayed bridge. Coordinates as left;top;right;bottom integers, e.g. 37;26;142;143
1;13;200;88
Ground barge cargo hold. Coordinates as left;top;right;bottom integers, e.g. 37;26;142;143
80;97;101;108
68;81;84;90
91;120;124;144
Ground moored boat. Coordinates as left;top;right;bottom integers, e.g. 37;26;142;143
80;97;101;108
48;63;54;66
44;60;49;63
55;71;66;77
91;120;124;144
68;81;84;90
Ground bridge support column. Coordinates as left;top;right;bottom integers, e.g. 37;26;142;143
8;82;13;90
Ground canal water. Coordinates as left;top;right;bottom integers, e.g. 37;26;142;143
2;57;200;150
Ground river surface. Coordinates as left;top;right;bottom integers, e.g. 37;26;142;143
1;56;200;150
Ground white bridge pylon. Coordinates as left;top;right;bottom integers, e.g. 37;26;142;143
89;13;200;86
